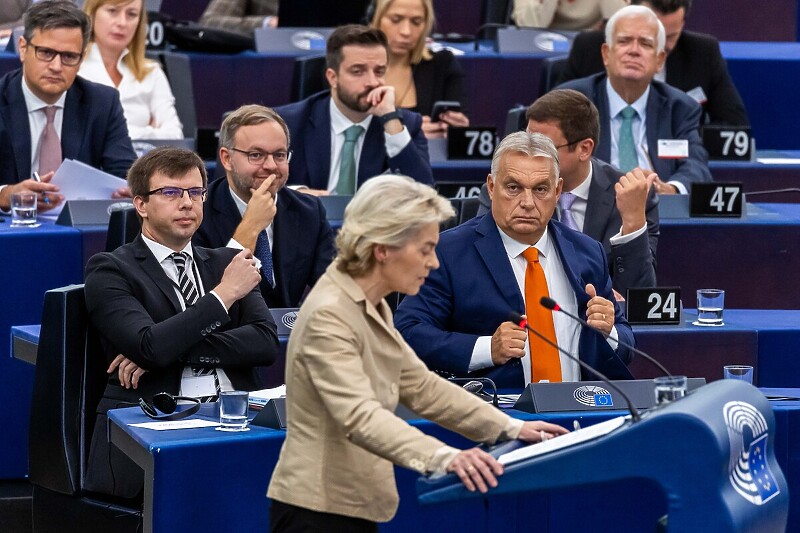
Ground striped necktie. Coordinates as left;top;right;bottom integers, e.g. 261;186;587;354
172;252;220;402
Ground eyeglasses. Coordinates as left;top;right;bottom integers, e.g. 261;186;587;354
230;148;292;165
554;139;582;150
146;186;208;201
25;41;83;67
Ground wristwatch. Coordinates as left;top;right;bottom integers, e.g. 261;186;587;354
379;111;403;126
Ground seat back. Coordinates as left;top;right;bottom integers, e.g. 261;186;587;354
290;54;327;102
29;285;106;496
160;51;198;138
505;104;527;135
105;206;140;252
539;55;568;94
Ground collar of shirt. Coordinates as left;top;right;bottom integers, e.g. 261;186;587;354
560;164;593;231
497;224;553;262
82;44;133;84
141;233;195;280
606;78;650;121
329;97;372;135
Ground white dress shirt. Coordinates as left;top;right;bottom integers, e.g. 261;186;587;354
326;98;412;192
21;77;65;175
79;44;183;140
141;235;234;394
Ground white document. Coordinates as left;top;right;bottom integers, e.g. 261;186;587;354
249;385;286;407
41;158;127;217
130;419;220;431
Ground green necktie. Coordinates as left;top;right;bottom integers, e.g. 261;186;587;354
618;106;638;173
336;125;364;195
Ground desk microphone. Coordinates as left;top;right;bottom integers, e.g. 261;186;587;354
509;312;641;423
539;297;673;378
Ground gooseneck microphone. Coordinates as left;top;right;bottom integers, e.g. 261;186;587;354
539;297;673;378
509;312;641;423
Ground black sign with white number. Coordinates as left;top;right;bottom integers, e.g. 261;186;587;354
447;127;497;160
145;12;167;50
626;288;681;325
702;125;752;161
690;182;743;218
435;181;484;199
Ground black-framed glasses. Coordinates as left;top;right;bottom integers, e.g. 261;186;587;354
25;40;83;66
230;148;292;165
554;139;582;150
146;186;208;201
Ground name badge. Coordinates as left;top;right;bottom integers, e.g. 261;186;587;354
626;288;681;325
686;86;708;105
181;374;217;397
657;139;689;159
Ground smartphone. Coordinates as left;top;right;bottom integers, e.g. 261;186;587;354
431;100;462;120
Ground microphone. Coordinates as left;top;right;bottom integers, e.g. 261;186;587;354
448;377;499;408
539;297;673;378
509;312;641;423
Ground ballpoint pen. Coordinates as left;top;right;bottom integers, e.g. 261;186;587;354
32;172;50;204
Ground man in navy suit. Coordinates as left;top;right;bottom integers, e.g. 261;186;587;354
275;25;433;195
395;132;634;389
84;147;279;499
194;104;336;308
557;0;749;127
556;5;710;195
0;0;135;212
479;89;659;296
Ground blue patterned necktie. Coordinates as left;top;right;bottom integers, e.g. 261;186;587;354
172;252;220;403
558;192;579;231
618;105;638;173
254;230;274;288
336;125;364;195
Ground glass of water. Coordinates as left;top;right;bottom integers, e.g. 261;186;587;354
654;376;688;405
10;192;38;227
694;289;725;326
217;390;249;432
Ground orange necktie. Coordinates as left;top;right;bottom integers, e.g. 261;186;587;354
522;247;562;382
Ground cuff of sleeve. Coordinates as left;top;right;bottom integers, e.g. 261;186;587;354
668;180;688;195
384;126;412;158
429;446;461;476
500;417;525;440
209;290;231;313
607;325;619;351
609;222;647;245
469;336;495;372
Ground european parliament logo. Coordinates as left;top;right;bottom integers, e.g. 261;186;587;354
573;385;613;407
281;311;298;330
723;401;780;505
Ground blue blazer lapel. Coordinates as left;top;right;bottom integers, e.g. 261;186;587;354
646;87;670;178
61;83;85;161
473;215;525;312
583;159;615;242
3;73;33;180
270;189;297;304
211;180;242;241
306;98;332;190
548;221;588;309
132;236;183;313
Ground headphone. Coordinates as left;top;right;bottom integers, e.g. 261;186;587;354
138;392;201;421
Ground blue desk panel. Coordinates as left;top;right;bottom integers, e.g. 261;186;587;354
0;222;83;478
110;391;800;533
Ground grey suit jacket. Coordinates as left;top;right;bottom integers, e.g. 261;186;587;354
199;0;278;35
268;263;514;522
477;157;659;294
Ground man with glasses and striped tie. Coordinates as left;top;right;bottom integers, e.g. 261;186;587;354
0;0;136;213
83;147;279;501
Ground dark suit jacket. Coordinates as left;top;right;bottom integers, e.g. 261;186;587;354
478;157;658;294
275;91;433;190
394;214;635;389
193;179;336;308
0;69;136;184
557;73;711;189
411;49;468;117
83;235;279;498
557;29;749;126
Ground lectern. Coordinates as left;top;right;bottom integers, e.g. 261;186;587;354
418;380;788;532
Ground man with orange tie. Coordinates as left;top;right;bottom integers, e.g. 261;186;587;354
0;0;135;212
395;131;634;388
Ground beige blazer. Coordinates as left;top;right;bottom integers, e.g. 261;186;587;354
267;263;513;522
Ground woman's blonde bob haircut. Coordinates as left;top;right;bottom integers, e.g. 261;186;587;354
370;0;435;64
336;175;454;277
83;0;152;81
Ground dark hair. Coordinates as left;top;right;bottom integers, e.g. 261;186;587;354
219;104;291;150
23;0;91;49
526;89;600;152
127;147;208;198
633;0;692;17
326;24;388;72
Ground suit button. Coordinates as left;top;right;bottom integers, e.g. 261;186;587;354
390;383;398;395
617;267;625;273
409;458;424;471
215;321;221;327
215;357;221;364
201;331;207;337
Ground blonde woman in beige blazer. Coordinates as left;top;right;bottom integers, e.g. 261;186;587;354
267;175;568;532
